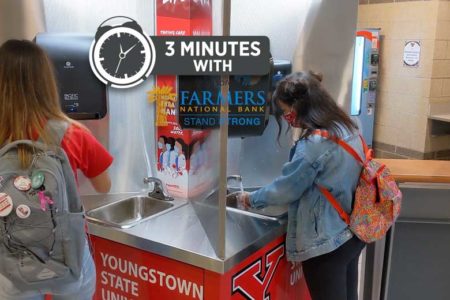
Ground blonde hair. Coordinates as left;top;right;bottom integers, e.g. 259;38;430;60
0;39;73;168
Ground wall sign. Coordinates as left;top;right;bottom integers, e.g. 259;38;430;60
177;74;271;136
403;41;420;67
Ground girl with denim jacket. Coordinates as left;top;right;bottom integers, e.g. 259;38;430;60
239;71;366;300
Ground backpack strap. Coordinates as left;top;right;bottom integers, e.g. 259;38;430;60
42;121;83;212
317;185;350;225
0;120;69;155
313;129;367;164
360;135;371;159
40;120;70;146
312;129;367;225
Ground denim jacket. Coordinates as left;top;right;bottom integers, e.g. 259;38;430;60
249;129;364;262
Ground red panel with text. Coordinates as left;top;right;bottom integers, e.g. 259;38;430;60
91;236;205;300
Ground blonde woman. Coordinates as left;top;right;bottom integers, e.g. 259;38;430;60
0;39;113;299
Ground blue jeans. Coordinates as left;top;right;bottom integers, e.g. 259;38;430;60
0;243;96;300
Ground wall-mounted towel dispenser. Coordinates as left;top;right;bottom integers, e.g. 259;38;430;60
35;34;107;120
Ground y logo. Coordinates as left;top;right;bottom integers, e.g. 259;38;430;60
232;244;285;300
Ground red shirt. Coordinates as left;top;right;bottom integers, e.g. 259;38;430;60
60;124;113;181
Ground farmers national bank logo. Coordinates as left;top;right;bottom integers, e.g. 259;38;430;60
178;75;269;132
232;244;285;300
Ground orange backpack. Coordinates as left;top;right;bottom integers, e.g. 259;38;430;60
314;130;402;243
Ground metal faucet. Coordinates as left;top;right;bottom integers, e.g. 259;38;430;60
227;175;242;184
227;175;243;193
143;177;173;201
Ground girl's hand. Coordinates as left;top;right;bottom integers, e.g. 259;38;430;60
226;191;251;209
237;192;251;209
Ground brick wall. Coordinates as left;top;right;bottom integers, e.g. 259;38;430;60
358;0;450;159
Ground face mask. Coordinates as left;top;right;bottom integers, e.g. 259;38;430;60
158;142;163;149
283;111;301;128
166;144;171;151
174;146;180;153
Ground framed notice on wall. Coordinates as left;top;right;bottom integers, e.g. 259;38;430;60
403;40;421;67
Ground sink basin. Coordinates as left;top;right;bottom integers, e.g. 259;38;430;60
86;196;180;229
226;188;288;219
202;187;288;220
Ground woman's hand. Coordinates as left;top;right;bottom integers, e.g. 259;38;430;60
237;192;251;209
226;191;252;209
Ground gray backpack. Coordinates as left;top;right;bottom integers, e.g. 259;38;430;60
0;121;85;291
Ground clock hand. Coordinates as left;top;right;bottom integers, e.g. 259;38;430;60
115;57;123;75
123;43;138;56
116;44;126;73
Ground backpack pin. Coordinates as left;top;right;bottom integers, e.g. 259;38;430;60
13;176;32;191
0;193;13;217
16;204;31;219
31;171;45;190
37;191;54;212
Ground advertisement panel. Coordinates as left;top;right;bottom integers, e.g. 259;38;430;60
154;0;213;198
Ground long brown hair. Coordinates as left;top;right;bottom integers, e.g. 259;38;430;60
0;39;71;168
273;71;358;140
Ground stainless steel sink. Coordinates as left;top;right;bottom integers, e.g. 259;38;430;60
86;196;183;229
201;187;288;221
226;187;288;220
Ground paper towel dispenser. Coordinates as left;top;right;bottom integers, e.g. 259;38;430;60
35;34;107;120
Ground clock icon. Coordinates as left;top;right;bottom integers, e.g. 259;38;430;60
89;16;156;89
